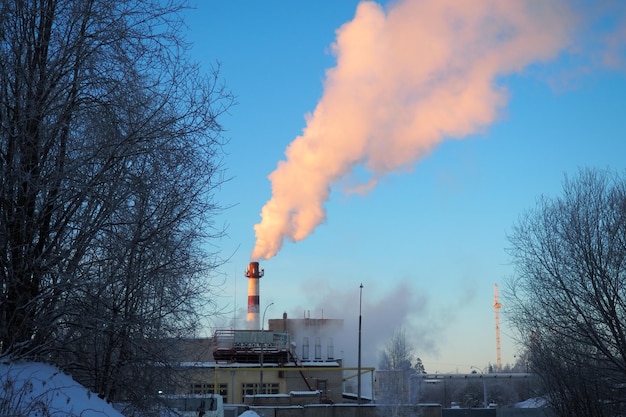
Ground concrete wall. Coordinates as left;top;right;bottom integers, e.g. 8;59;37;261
225;405;555;417
227;404;438;417
440;408;554;417
442;409;495;417
497;409;554;417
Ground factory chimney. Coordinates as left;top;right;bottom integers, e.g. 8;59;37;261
245;262;264;330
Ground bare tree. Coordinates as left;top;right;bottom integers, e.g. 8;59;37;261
377;328;423;416
54;125;226;402
0;0;233;404
505;167;626;417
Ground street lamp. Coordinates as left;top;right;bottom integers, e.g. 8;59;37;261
259;302;274;395
470;366;488;408
358;283;363;406
262;302;274;331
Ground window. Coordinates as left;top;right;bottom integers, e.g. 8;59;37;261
242;383;257;397
264;383;280;395
241;382;280;397
190;383;227;403
191;383;211;394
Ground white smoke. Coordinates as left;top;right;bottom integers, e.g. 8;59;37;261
252;0;581;260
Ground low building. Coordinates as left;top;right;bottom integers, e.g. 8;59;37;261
160;334;372;405
158;313;376;405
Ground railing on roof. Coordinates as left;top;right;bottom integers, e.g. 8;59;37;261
212;329;291;363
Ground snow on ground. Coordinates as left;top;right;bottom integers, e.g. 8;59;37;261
515;397;548;408
0;361;124;417
238;411;261;417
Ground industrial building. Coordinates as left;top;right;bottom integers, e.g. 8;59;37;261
157;262;543;414
161;329;374;405
157;262;374;405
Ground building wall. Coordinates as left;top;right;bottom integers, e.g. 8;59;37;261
171;364;346;404
228;404;441;417
165;320;349;405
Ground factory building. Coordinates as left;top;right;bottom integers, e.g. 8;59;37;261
162;327;373;405
159;262;374;405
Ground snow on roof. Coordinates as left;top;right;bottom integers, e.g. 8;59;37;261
289;390;320;396
515;397;549;408
299;361;341;366
244;393;290;398
176;361;341;368
239;411;262;417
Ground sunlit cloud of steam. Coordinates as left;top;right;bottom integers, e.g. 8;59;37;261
252;0;581;260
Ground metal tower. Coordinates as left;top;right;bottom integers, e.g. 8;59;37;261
494;283;502;371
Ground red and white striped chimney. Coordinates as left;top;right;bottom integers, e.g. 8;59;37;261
245;261;264;330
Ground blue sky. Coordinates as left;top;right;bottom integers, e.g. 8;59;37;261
183;1;626;373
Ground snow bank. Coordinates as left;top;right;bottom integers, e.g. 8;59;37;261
0;361;124;417
515;397;548;408
238;411;261;417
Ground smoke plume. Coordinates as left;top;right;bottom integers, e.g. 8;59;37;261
252;0;576;260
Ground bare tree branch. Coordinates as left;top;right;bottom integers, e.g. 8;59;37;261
0;0;233;406
505;167;626;417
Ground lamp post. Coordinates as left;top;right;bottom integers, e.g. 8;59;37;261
358;283;363;406
471;366;488;408
262;302;274;331
259;302;274;395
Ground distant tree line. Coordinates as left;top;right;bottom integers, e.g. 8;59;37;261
0;0;233;407
376;328;536;412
